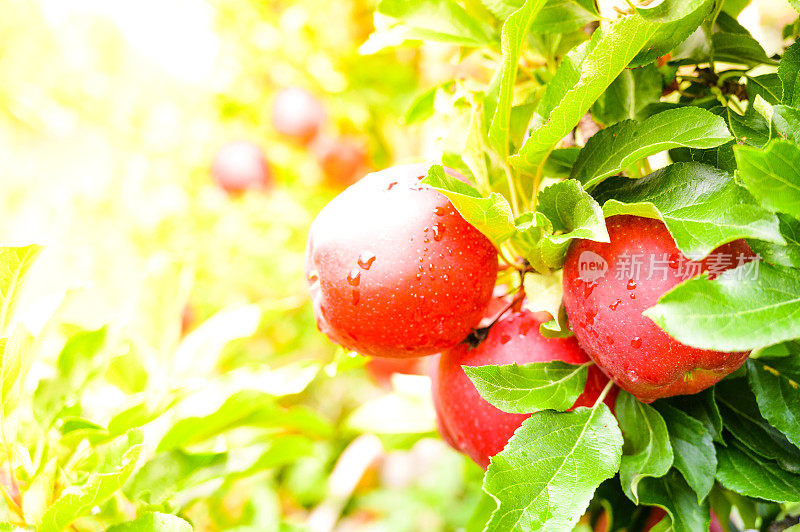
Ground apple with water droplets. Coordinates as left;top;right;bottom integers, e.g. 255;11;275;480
432;308;616;468
306;164;498;358
211;141;272;194
563;215;752;403
272;87;326;145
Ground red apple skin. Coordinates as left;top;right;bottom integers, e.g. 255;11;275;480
306;164;498;358
432;309;616;468
211;141;272;193
312;136;369;187
271;87;326;144
563;215;752;403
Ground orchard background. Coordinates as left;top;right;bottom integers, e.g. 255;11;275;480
1;0;800;531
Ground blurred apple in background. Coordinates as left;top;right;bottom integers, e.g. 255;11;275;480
211;140;272;194
312;135;369;187
272;87;327;145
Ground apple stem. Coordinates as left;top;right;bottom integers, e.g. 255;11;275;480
592;379;614;410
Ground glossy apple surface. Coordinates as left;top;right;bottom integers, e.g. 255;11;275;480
211;141;272;193
306;164;498;358
563;215;752;403
433;308;615;468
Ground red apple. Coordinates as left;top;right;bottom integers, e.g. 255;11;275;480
563;215;752;403
365;356;426;386
306;164;498;358
432;308;616;468
312;135;369;187
271;87;326;144
211;141;272;193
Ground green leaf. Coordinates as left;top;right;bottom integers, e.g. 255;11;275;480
616;391;673;503
483;404;623;531
747;74;783;105
464;361;590;413
422;165;517;245
57;327;107;385
405;83;448;124
711;32;775;67
520;179;609;270
715;379;800;473
736;140;800;221
667;388;723;443
773;104;800;143
41;430;144;532
0;245;42;334
0;329;33;418
636;470;711;532
158;390;331;452
630;0;714;66
748;213;800;268
591;64;662;126
377;0;496;47
513;14;661;178
595;162;783;260
716;441;800;503
779;42;800;106
747;350;800;448
571;107;733;189
488;0;547;157
654;404;716;503
106;513;192;532
646;263;800;352
127;450;226;505
531;0;598;34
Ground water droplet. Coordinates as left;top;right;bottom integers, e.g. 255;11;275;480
586;310;597;325
630;293;636;300
424;238;430;244
434;206;447;216
358;252;376;270
442;274;449;282
424;226;429;232
500;334;511;344
631;336;642;348
432;223;445;241
627;279;637;290
347;269;361;286
416;273;422;280
351;290;360;305
669;253;680;269
307;270;319;283
428;263;434;271
609;299;621;311
409;236;414;243
387;181;398;190
583;283;596;297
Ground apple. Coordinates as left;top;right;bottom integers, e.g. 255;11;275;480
563;215;752;403
432;308;616;468
306;164;498;358
312;135;369;187
211;141;272;193
365;356;426;386
271;87;326;144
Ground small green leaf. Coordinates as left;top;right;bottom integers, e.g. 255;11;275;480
488;0;547;157
646;263;800;352
666;388;723;443
405;83;448;124
41;430;144;532
595;162;782;260
571;107;733;189
106;513;192;532
716;441;800;503
483;404;623;531
747;349;800;448
654;404;716;503
127;450;226;505
377;0;496;47
464;361;590;413
422;165;517;244
778;42;800;106
591;64;663;126
636;470;711;532
736;139;800;221
0;245;42;334
616;391;673;503
630;0;714;66
772;104;800;143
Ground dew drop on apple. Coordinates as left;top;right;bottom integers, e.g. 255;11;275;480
434;206;446;216
609;299;621;311
358;252;376;270
347;269;361;286
432;223;445;241
631;336;642;348
627;279;637;290
351;289;360;305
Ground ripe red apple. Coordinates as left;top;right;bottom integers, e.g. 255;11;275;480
365;356;426;386
211;141;272;193
312;135;369;187
432;308;616;468
563;215;752;403
306;164;498;358
271;87;326;144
